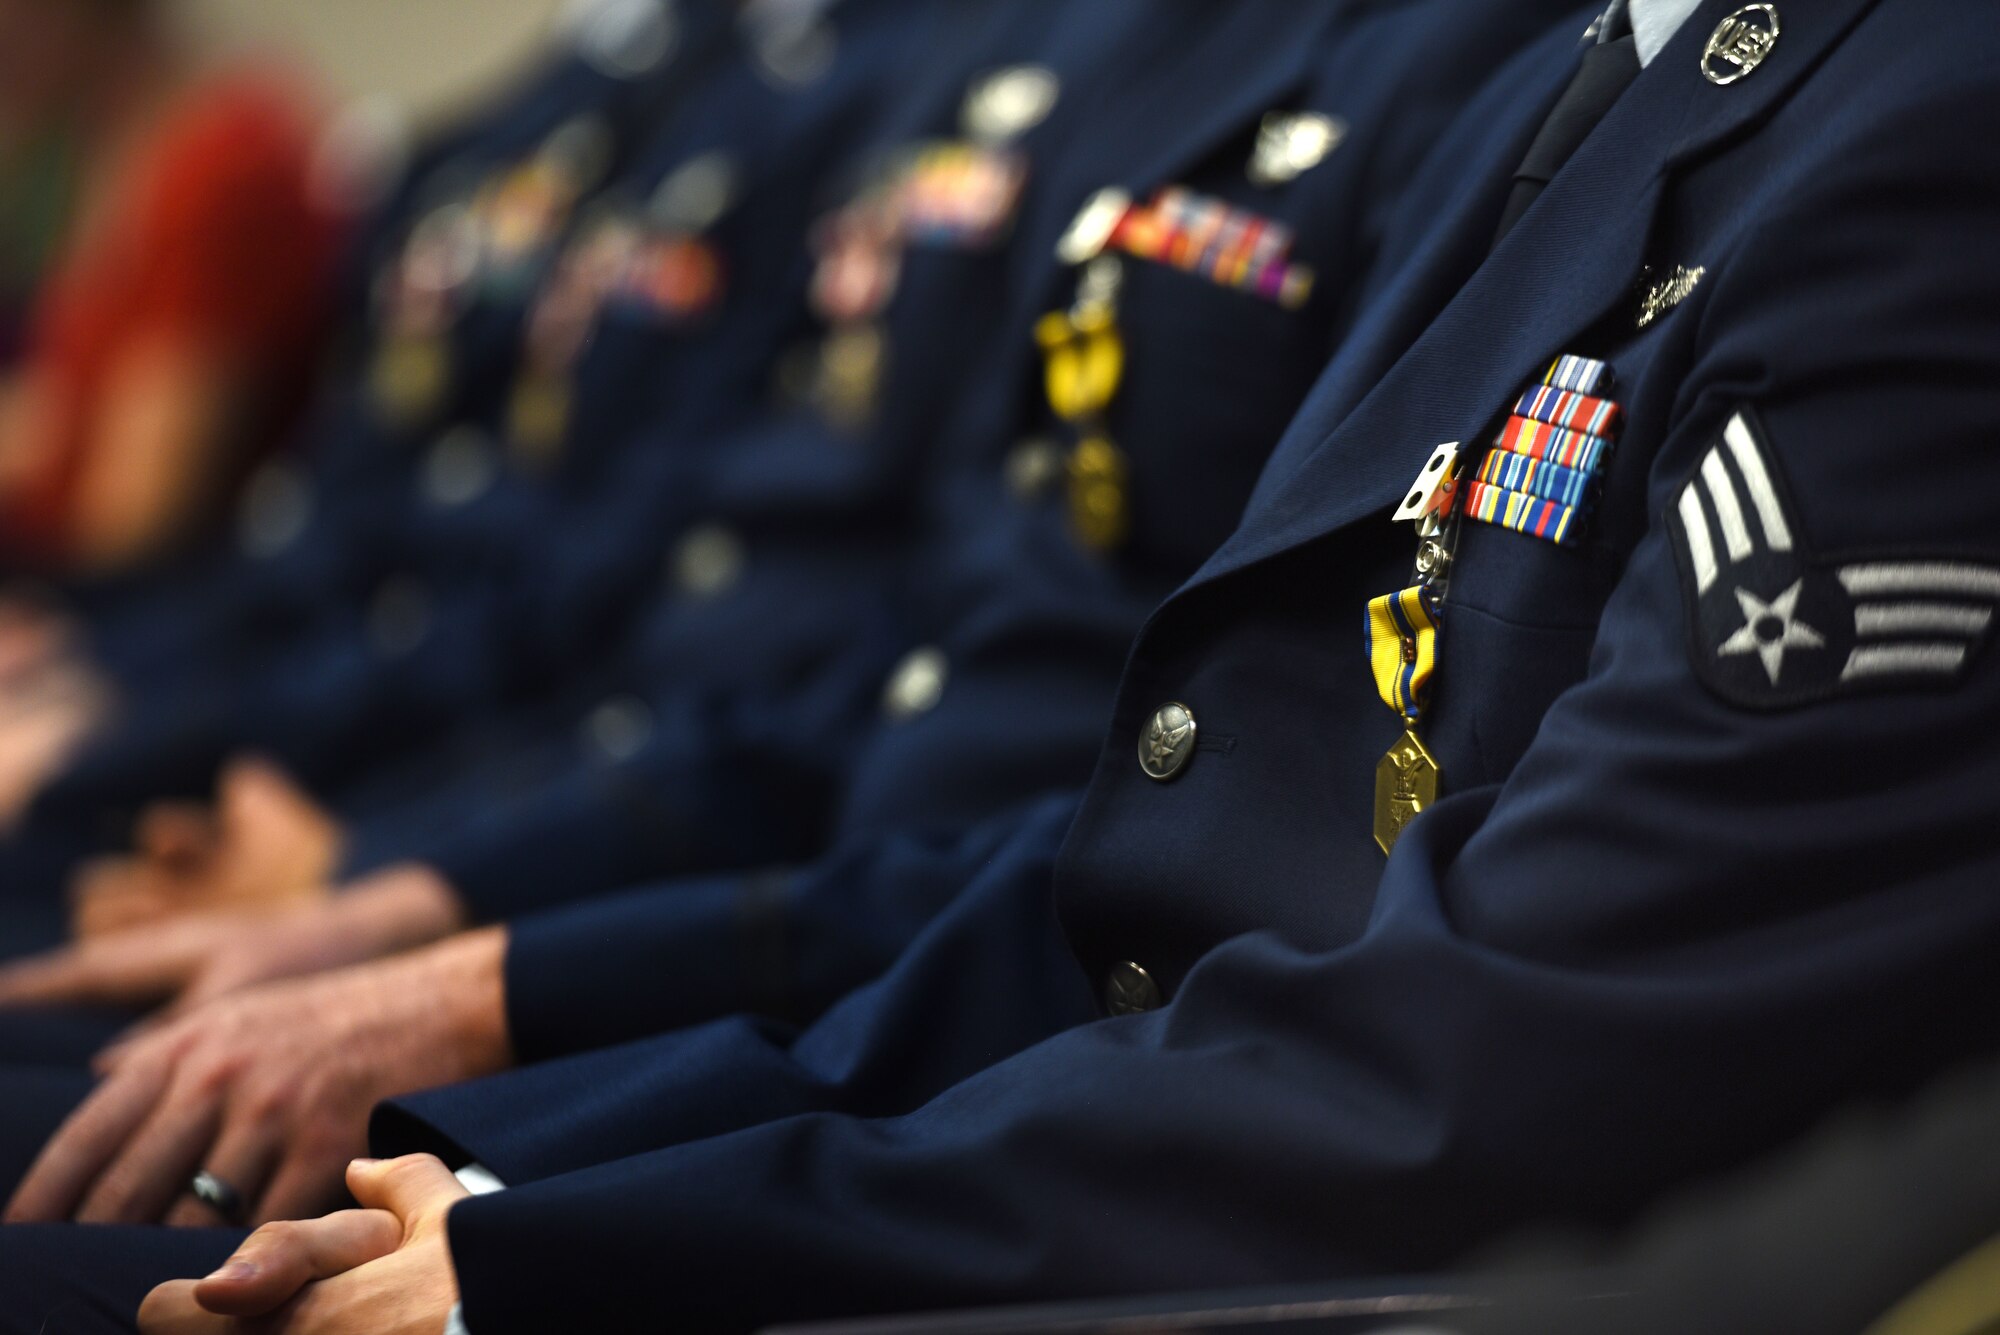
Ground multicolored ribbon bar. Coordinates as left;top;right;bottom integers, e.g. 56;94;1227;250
1462;358;1622;548
1492;415;1614;473
1365;586;1442;723
1475;448;1598;509
1462;478;1584;545
1539;354;1614;397
1512;385;1624;437
901;143;1028;248
1104;186;1314;308
607;234;724;320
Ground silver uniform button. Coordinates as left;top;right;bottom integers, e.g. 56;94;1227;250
1004;436;1065;500
582;695;656;761
743;0;838;88
882;647;949;721
367;577;433;658
236;463;314;559
420;425;497;508
650;152;737;232
545;115;615;192
1105;961;1163;1016
670;523;747;598
568;0;680;79
1138;702;1197;781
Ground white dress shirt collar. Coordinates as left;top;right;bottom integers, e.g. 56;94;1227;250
1628;0;1709;67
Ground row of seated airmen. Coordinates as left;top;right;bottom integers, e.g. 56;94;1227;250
0;0;1996;1331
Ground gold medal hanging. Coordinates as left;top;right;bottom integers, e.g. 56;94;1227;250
508;231;613;468
1365;585;1444;856
1365;440;1468;856
1035;256;1132;551
815;321;889;432
508;370;571;471
805;171;901;433
371;332;450;429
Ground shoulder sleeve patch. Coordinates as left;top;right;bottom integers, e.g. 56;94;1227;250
1666;407;1998;709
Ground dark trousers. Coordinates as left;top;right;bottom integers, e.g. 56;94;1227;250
0;1065;238;1335
0;1224;244;1335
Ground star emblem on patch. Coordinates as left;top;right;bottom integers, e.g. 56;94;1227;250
1668;409;1999;708
1717;579;1824;684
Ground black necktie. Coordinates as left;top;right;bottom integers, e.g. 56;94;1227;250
1493;33;1641;245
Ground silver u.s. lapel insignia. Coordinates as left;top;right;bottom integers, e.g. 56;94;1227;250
963;65;1061;144
1702;5;1781;85
1248;111;1347;187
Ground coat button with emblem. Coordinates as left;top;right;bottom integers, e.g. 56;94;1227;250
572;0;680;78
367;577;433;658
1138;702;1197;781
883;647;949;721
670;523;746;598
1105;961;1163;1016
1005;436;1065;500
745;2;837;87
236;463;314;558
650;152;737;232
582;694;656;762
420;425;497;508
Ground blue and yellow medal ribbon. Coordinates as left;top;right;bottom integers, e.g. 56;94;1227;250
1365;585;1442;725
1363;354;1614;856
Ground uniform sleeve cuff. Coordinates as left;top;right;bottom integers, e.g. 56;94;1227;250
503;873;776;1063
422;766;705;924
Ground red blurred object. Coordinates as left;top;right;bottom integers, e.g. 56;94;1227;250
5;67;343;564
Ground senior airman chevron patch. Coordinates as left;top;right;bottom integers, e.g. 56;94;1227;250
1668;408;1999;708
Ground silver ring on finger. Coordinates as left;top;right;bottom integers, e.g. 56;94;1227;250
188;1169;246;1225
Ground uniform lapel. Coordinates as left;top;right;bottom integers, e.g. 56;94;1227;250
1185;0;1883;595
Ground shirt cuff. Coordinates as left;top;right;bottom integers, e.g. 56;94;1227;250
444;1165;505;1333
455;1162;508;1195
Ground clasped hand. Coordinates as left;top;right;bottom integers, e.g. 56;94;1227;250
138;1155;467;1335
2;927;510;1228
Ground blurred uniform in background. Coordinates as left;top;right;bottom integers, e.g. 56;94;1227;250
0;0;729;936
0;0;341;834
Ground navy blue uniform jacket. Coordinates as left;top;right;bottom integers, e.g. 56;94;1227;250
397;2;2000;1330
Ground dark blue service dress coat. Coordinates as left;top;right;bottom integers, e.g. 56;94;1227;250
390;2;2000;1330
8;1;2000;1332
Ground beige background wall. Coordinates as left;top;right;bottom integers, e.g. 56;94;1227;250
182;0;574;121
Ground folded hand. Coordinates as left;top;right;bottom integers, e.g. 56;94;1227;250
139;1155;468;1335
3;928;510;1228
